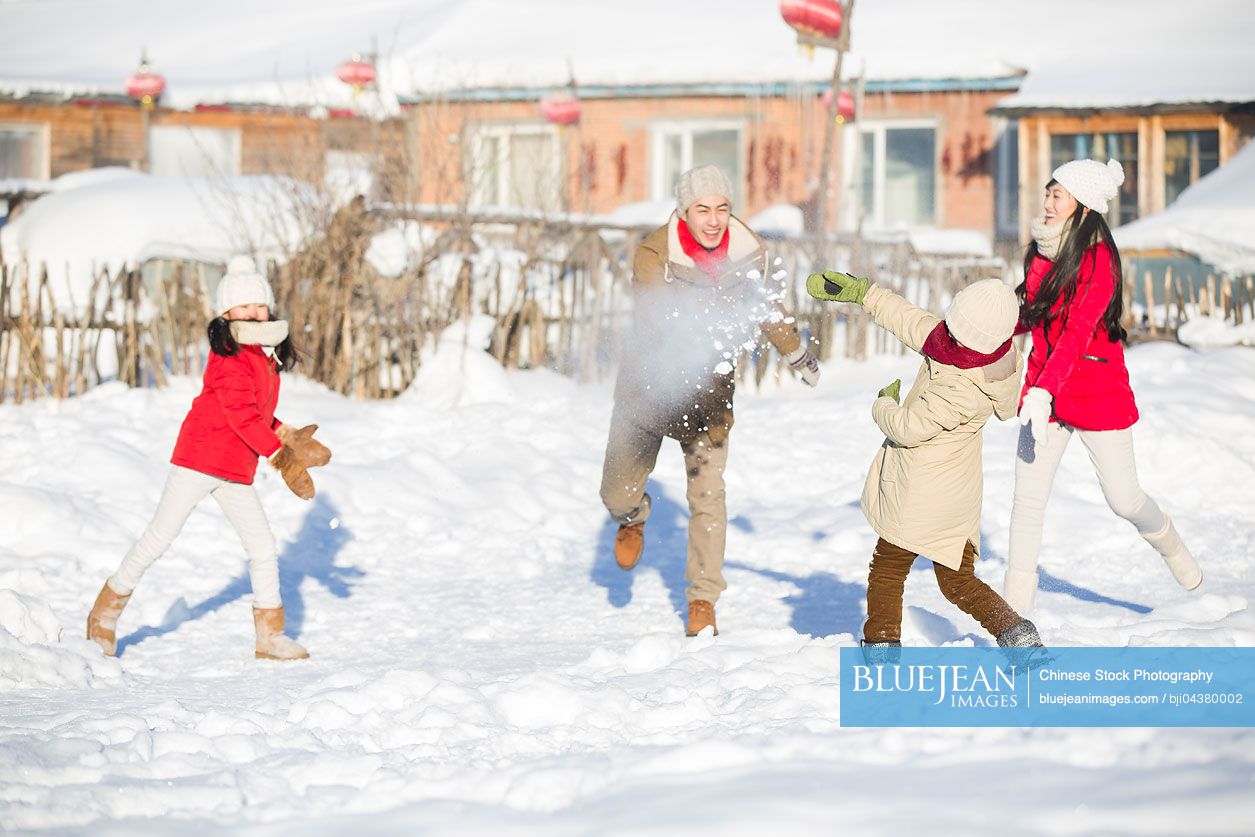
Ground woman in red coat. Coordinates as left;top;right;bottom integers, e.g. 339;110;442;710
86;256;330;660
1002;159;1201;614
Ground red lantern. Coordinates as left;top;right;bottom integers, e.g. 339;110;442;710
126;53;165;110
539;93;581;126
337;55;376;92
780;0;843;42
821;87;856;123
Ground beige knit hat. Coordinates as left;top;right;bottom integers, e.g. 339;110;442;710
945;279;1020;354
675;164;734;213
215;255;274;316
1052;158;1125;214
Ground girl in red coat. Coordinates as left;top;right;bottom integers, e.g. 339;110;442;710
1003;159;1201;613
87;256;329;660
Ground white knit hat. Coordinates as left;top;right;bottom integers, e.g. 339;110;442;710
945;279;1020;354
214;255;274;316
675;164;734;213
1052;158;1126;214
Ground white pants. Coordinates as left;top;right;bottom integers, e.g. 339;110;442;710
111;465;282;608
1007;422;1168;576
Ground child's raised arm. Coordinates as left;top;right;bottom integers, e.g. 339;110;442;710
807;271;937;353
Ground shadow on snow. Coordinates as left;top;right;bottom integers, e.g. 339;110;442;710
117;494;361;655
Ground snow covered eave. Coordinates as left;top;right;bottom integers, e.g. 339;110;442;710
989;98;1255;118
402;75;1025;105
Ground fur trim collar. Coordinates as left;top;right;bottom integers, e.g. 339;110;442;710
230;319;289;347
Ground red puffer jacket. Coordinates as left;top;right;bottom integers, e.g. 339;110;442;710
171;345;284;483
1020;242;1139;431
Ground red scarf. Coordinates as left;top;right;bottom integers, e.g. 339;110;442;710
921;322;1012;369
677;219;730;278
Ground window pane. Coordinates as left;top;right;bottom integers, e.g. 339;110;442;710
0;126;43;179
995;122;1019;237
859;130;875;221
1166;129;1220;206
1102;133;1138;226
1164;131;1191;207
884;127;935;226
508;132;559;211
691;129;740;207
662;133;684;202
1050;134;1082;172
149;126;240;177
472;136;500;206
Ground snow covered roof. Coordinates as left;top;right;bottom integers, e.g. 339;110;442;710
3;1;1246;114
0;0;1049;112
0;168;325;305
991;0;1255;112
1114;140;1255;275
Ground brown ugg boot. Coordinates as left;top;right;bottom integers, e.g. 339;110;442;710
686;600;718;637
253;606;309;660
614;522;645;570
86;580;131;656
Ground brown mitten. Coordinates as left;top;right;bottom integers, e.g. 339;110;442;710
276;424;332;469
269;446;315;500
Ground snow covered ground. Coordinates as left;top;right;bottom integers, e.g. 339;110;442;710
1;339;1254;834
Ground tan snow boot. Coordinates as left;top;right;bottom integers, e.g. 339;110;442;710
253;606;309;660
1144;517;1202;590
614;522;645;570
86;580;131;656
1002;568;1039;615
686;600;718;637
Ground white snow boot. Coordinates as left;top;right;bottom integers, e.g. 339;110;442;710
1144;517;1202;590
1002;568;1039;614
253;606;309;660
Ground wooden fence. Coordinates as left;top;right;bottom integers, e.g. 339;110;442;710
5;207;1241;405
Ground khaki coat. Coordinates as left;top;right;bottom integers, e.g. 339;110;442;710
859;285;1022;569
613;213;801;445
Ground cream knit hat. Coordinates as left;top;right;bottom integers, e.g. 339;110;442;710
676;164;734;213
1052;158;1125;214
214;255;274;316
945;279;1020;354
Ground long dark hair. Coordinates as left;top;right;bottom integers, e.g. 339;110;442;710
1017;180;1127;343
207;317;300;370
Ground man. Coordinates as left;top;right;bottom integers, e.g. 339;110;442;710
599;163;820;636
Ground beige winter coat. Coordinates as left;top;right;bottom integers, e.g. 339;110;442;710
859;284;1023;569
613;213;801;445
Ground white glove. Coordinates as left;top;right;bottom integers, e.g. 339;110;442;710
786;346;821;387
1019;386;1053;446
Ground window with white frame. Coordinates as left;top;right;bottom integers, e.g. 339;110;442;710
149;126;241;177
469;125;563;212
845;121;937;228
0;123;50;180
651;121;743;210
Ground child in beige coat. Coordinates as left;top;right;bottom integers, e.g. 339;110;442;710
808;272;1043;650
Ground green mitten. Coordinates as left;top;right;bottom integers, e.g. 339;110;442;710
805;269;870;304
878;379;901;404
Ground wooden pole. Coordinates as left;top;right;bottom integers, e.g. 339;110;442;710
811;0;856;263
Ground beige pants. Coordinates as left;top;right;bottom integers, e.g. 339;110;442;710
1008;422;1170;577
599;412;730;604
111;465;282;608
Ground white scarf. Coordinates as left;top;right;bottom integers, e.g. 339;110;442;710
1029;217;1071;261
230;320;289;362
